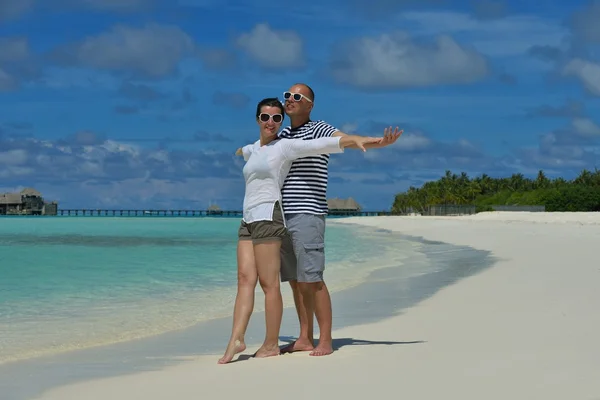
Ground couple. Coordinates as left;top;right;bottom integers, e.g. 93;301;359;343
218;83;402;364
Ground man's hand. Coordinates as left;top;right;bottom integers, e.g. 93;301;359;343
235;148;243;156
339;135;384;152
353;136;384;152
333;126;402;149
376;126;402;148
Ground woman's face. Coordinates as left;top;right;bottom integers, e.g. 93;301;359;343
257;105;283;138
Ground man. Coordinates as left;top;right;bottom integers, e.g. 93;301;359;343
278;83;401;356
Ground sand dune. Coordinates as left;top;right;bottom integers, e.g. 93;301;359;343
34;212;600;400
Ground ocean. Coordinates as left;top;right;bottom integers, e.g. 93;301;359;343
0;216;412;365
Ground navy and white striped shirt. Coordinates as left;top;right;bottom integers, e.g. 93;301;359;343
277;120;338;215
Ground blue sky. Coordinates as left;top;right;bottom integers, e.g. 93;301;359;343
1;0;599;210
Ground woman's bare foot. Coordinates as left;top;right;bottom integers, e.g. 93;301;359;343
218;339;246;364
254;343;280;358
280;338;314;354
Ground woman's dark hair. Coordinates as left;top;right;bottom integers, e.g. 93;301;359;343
255;97;285;120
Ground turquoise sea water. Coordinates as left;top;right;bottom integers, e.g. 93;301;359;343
0;217;409;364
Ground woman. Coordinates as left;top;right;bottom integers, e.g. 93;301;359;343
218;97;382;364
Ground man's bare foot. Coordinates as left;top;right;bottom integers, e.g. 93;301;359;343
309;342;333;357
254;344;280;358
218;339;246;364
280;338;314;354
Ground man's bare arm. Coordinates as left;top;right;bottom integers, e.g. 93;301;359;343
333;126;402;149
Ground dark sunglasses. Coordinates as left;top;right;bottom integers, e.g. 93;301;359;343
259;113;283;123
283;91;313;103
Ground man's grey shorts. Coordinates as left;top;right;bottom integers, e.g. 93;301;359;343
280;213;326;283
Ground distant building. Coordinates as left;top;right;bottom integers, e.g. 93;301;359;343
0;188;58;216
207;204;223;215
44;202;58;216
327;197;361;213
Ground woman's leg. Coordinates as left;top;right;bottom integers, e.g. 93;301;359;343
218;239;257;364
253;240;283;358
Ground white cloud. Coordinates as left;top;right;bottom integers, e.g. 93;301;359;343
563;59;600;96
522;115;600;170
0;149;28;165
472;0;508;20
53;24;196;78
236;23;304;68
0;134;245;207
394;132;432;151
76;0;154;11
340;123;359;133
35;177;246;209
329;32;489;88
569;1;600;44
0;67;16;91
400;11;567;57
529;133;590;168
0;0;33;21
0;37;31;91
363;132;433;161
0;37;29;63
572;118;600;138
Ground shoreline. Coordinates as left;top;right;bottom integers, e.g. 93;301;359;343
0;220;401;366
30;212;600;400
1;224;493;400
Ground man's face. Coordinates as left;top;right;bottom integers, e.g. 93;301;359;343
283;85;313;117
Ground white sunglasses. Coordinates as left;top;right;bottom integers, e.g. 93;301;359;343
283;91;313;103
259;113;283;123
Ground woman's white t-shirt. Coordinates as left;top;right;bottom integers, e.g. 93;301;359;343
241;136;344;224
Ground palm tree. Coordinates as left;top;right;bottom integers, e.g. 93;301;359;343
575;169;593;185
535;170;550;189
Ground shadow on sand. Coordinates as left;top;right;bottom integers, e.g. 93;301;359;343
230;336;425;363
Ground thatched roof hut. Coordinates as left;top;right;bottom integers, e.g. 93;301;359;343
1;188;52;215
0;193;23;205
327;197;361;211
208;204;221;211
21;188;41;197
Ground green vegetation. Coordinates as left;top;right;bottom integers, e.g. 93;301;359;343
392;169;600;213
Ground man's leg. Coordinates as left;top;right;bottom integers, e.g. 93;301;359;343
288;279;315;348
289;214;334;356
310;281;333;356
280;216;314;352
289;280;314;346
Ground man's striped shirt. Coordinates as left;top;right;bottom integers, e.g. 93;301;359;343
277;120;338;215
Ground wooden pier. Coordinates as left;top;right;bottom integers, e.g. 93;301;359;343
48;209;395;217
56;209;242;217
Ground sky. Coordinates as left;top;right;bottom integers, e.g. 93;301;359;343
1;0;599;210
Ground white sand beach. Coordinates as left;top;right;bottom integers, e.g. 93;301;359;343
34;212;600;400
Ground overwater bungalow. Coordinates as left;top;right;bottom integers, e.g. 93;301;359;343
0;188;58;215
327;197;361;213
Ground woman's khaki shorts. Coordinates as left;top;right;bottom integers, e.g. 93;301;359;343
238;202;287;243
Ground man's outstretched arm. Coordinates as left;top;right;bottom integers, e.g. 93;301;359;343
333;126;402;149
